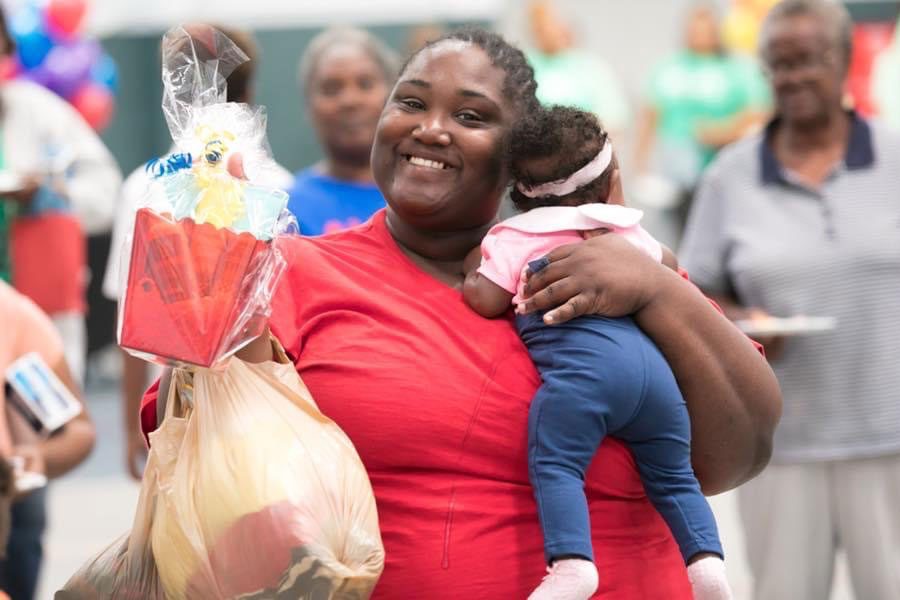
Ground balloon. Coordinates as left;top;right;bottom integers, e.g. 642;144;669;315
9;4;43;37
89;52;118;92
45;0;88;40
0;56;20;81
71;83;114;130
40;40;100;98
10;6;54;69
13;30;53;69
722;9;758;54
23;63;52;87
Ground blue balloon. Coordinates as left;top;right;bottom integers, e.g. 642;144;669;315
9;4;42;35
10;6;54;69
15;30;53;69
90;53;118;92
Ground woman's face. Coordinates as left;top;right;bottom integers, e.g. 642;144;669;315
529;3;572;56
371;41;513;232
685;8;720;55
761;14;844;127
307;43;390;165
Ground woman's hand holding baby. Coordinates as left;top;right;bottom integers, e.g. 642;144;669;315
519;232;673;325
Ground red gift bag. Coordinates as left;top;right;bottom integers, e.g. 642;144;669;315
120;208;269;367
10;213;86;316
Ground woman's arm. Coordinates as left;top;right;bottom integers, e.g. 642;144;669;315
695;109;768;149
660;246;678;271
11;356;96;480
122;350;149;480
706;293;785;361
40;356;95;478
518;234;782;495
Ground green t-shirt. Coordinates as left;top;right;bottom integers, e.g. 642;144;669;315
528;49;630;131
648;51;769;172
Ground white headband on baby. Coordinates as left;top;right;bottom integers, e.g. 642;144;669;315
516;142;614;199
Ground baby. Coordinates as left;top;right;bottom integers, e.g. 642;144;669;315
463;105;731;600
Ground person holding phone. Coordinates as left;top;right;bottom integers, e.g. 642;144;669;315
0;280;95;600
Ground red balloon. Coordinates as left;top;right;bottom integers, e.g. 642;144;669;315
45;0;88;39
0;56;19;81
71;83;114;130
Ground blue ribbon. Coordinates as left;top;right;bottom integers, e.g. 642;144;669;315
145;153;193;178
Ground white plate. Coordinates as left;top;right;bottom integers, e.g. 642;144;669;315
734;316;837;337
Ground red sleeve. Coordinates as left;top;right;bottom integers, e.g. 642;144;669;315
140;379;160;447
678;267;765;357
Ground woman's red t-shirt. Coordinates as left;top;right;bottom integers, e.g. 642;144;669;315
140;210;693;598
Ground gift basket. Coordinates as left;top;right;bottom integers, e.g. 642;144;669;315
58;25;385;599
117;23;294;368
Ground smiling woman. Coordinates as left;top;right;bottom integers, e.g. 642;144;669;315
142;28;781;599
373;38;514;233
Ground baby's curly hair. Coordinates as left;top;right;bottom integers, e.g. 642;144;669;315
508;105;614;212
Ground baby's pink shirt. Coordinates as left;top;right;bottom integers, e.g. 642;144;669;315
478;204;662;306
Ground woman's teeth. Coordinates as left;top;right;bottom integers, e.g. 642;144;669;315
407;155;448;170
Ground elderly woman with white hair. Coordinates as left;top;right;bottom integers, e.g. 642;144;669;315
681;1;900;598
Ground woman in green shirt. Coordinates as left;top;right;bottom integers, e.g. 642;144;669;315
633;4;769;228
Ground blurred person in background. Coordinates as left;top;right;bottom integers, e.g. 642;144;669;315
633;2;769;234
102;24;292;481
287;27;397;235
0;280;95;600
870;11;900;130
525;0;630;137
0;6;121;385
680;1;900;598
